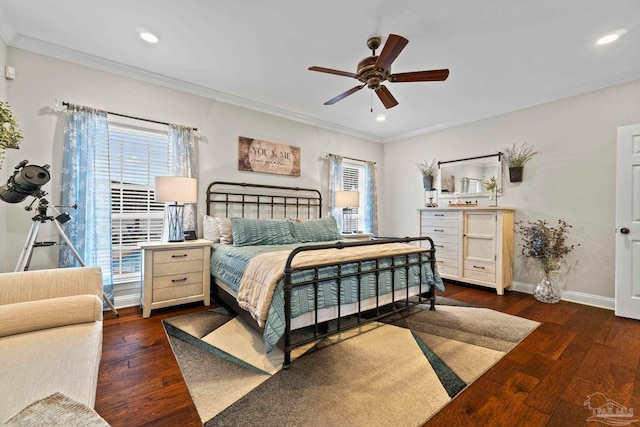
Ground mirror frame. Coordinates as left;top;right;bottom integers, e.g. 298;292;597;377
438;153;503;199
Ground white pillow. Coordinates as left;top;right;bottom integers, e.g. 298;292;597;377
203;215;221;243
203;215;233;244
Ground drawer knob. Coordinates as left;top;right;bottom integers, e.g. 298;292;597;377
172;277;188;283
435;214;444;217
434;229;444;232
172;254;188;258
473;265;485;269
435;244;444;248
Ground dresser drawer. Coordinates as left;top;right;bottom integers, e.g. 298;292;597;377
463;259;496;284
421;218;460;228
153;260;203;277
154;248;203;264
421;225;459;236
421;211;459;219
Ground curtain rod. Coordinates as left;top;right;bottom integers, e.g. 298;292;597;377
62;101;198;132
326;153;376;165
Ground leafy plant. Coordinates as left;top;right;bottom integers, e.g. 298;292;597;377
0;101;23;149
416;159;438;177
502;142;537;168
516;219;579;273
483;176;498;191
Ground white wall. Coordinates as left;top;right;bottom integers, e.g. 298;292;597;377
1;47;383;276
0;35;8;271
382;79;640;300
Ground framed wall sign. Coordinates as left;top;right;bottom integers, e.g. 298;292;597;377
238;136;301;177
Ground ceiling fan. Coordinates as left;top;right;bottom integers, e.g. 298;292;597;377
309;34;449;109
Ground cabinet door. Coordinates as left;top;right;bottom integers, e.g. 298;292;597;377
463;212;497;283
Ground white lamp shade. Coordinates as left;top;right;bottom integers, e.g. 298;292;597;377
334;190;360;208
155;176;198;203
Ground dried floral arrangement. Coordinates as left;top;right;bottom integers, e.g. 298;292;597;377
502;142;537;168
416;159;438;177
517;219;579;273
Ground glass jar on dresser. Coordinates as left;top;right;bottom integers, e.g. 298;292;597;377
418;207;515;295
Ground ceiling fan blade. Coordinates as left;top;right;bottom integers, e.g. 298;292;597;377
374;34;409;71
389;69;450;82
309;66;358;79
375;85;398;109
324;84;366;105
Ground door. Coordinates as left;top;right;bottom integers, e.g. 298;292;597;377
615;124;640;319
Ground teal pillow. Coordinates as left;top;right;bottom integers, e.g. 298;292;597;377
231;218;298;246
289;217;342;243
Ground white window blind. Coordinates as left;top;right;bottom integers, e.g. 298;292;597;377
342;162;364;233
103;122;170;284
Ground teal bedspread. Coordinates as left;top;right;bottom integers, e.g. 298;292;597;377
210;241;444;351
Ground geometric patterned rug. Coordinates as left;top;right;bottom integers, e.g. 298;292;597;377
163;299;539;426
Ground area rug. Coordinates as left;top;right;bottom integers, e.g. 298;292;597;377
163;299;539;426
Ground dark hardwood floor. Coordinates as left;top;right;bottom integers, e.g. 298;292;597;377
95;282;640;426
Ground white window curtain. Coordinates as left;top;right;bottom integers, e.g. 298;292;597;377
328;154;344;232
363;160;378;235
168;124;198;234
60;105;114;305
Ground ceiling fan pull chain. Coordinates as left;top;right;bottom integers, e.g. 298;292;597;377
370;90;373;113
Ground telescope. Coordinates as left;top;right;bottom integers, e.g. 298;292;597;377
0;160;51;203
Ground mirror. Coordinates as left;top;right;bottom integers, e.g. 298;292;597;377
438;153;502;198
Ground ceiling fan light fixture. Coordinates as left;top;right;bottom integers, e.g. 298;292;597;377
137;28;159;44
596;29;627;45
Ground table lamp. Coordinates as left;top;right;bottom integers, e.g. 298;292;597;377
334;190;359;233
155;176;197;242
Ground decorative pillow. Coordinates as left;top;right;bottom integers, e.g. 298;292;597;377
231;217;298;247
203;216;233;244
289;216;342;243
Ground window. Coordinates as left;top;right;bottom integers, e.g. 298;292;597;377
342;161;365;233
102;119;171;285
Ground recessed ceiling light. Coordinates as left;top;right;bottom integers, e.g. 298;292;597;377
596;29;627;45
137;29;159;44
375;114;386;122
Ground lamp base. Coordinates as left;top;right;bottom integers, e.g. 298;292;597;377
166;204;185;242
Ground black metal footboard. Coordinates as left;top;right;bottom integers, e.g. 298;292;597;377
282;236;437;369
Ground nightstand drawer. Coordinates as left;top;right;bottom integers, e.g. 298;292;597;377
153;271;203;290
153;283;204;303
153;260;203;277
154;248;203;264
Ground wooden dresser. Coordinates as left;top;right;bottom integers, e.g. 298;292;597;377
419;207;514;295
140;239;211;317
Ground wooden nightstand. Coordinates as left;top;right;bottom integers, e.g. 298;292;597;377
341;232;374;242
140;239;211;318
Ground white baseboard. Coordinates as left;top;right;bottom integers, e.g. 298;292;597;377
113;293;141;310
512;281;614;311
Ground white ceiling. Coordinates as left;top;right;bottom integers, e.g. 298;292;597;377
0;0;639;142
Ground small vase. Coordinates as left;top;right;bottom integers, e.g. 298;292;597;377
422;176;433;191
532;272;561;304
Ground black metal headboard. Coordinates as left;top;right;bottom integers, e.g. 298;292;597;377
206;181;323;220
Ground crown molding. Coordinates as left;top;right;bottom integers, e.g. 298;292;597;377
384;69;640;143
8;34;640;145
8;34;383;143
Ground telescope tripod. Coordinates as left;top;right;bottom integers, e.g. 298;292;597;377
15;199;119;316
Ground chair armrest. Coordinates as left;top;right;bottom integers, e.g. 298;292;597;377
0;267;103;306
0;294;102;337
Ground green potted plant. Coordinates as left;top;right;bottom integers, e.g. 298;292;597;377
501;142;537;182
483;176;499;205
416;159;437;190
0;101;23;150
516;219;579;303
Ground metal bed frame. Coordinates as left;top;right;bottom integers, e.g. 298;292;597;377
206;181;438;368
